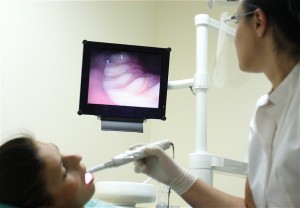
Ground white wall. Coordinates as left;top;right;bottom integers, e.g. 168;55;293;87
0;0;156;184
0;1;270;207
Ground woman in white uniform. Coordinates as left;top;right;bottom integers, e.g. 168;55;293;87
134;0;300;207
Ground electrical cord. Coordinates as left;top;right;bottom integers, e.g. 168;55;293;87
143;141;175;208
166;142;175;208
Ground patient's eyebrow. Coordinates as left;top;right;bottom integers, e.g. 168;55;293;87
49;143;65;180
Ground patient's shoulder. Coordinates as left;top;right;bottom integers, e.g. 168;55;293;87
0;203;18;208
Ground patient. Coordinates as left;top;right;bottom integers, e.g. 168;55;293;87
0;134;96;208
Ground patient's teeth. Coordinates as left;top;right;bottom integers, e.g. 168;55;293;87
103;53;134;77
123;77;146;92
103;73;160;108
107;53;130;64
101;53;160;108
104;64;127;77
103;73;133;89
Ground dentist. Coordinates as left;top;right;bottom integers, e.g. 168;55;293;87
134;0;300;207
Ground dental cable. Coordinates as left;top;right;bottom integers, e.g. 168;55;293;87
166;142;175;208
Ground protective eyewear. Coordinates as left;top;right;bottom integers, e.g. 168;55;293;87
223;11;255;24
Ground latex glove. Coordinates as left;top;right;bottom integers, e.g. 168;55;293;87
134;146;198;195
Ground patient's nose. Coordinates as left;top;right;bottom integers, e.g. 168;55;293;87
70;154;82;161
65;154;82;168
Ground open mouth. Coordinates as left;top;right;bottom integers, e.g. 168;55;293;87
85;172;94;185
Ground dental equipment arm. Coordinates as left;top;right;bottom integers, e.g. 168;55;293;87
134;146;198;195
87;140;171;173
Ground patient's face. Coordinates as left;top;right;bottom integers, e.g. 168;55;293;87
35;141;95;208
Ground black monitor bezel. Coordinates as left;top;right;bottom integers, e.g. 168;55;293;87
78;40;171;121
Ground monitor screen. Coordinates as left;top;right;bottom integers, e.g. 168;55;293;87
78;40;171;121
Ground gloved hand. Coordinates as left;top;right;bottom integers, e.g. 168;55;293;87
134;146;198;195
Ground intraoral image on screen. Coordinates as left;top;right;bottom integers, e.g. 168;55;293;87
78;41;170;120
88;50;162;108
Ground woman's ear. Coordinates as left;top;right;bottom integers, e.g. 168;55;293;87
253;8;268;37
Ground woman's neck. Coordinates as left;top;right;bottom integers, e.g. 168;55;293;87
264;54;299;90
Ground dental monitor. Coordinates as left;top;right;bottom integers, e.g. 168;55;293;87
78;40;171;122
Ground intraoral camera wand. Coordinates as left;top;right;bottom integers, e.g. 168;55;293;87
87;139;171;173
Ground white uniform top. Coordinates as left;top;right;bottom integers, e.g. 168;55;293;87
248;62;300;207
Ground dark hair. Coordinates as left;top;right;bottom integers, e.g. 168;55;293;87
243;0;300;58
0;136;53;207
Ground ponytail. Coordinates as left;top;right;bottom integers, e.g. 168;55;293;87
288;0;300;26
244;0;300;56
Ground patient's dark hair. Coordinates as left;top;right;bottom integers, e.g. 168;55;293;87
0;136;53;207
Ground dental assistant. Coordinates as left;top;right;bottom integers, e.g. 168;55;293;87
134;0;300;207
